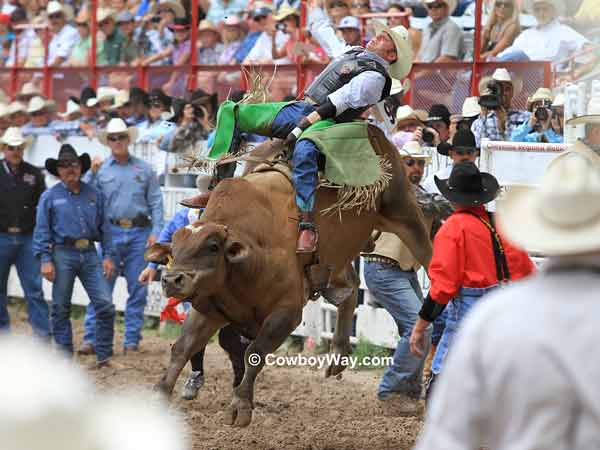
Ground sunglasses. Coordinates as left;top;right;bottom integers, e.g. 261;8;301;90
57;161;80;169
76;22;89;27
4;145;24;151
426;2;446;9
107;134;129;142
31;110;46;116
495;1;513;8
48;13;63;20
453;148;476;156
404;158;426;168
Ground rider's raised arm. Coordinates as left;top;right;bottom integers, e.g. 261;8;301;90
307;6;350;59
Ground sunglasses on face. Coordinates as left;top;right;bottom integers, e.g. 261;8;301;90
76;22;88;27
4;145;23;151
404;158;426;168
107;134;128;142
426;2;446;10
57;161;80;169
453;148;476;156
31;110;46;117
48;13;63;20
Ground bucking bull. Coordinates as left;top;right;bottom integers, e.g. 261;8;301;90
145;125;432;427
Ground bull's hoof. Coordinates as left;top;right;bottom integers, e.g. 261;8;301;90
225;396;253;427
152;380;173;402
325;344;352;378
325;360;347;378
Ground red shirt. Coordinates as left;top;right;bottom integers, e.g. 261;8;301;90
428;205;535;304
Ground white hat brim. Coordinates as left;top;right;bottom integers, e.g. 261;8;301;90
372;21;413;80
152;1;185;18
498;186;600;256
98;127;139;146
423;0;457;14
567;115;600;126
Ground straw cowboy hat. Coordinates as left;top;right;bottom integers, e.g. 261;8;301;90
435;160;500;205
399;140;431;161
462;96;481;118
1;127;32;147
372;22;413;80
498;151;600;255
152;0;186;19
88;86;118;107
59;100;82;120
17;82;41;100
198;20;219;34
527;87;554;108
395;105;428;124
274;2;299;21
567;97;600;126
525;0;566;17
98;118;138;146
27;96;48;114
110;89;131;110
96;8;116;23
45;144;91;177
422;0;458;15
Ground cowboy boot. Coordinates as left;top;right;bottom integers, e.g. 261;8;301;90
297;211;318;253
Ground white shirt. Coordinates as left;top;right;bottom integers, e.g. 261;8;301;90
7;28;35;66
422;164;452;195
501;19;588;63
48;24;79;65
243;31;289;64
416;259;600;450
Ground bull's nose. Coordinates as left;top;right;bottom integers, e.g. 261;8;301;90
162;273;185;288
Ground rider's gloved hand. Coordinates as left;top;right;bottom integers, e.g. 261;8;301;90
284;117;312;147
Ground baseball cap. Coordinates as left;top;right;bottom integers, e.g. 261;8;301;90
116;11;134;23
337;16;360;30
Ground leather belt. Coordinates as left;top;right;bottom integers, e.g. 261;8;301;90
110;216;151;229
363;256;414;272
62;238;92;250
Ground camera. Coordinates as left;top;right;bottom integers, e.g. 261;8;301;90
151;15;162;23
276;22;286;32
479;80;504;110
534;100;552;122
422;128;435;145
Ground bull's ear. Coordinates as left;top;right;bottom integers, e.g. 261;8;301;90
144;243;172;265
225;240;249;264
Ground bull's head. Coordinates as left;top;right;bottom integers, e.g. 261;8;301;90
144;222;249;299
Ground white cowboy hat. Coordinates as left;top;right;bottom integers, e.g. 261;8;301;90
59;100;82;120
89;86;118;107
27;96;47;113
372;22;413;80
1;127;32;147
525;0;566;17
498;151;600;256
567;97;600;126
0;103;9;119
390;78;411;96
552;93;565;108
462;96;481;118
99;118;139;145
97;8;116;23
197;19;219;33
46;0;64;16
152;0;186;19
422;0;458;15
17;82;41;99
492;68;512;83
399;140;431;160
273;2;299;21
395;105;428;123
7;101;26;115
527;87;554;108
110;89;131;110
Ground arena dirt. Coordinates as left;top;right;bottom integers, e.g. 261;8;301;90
12;306;423;450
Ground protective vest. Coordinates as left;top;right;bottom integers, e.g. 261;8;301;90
305;49;392;122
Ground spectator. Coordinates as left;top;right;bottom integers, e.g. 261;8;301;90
161;96;211;152
561;0;600;33
136;88;176;142
327;0;351;26
204;0;247;24
93;86;118;127
270;4;305;62
98;8;125;65
110;89;135;123
6;7;33;67
391;105;428;148
337;16;362;46
0;126;50;340
471;67;530;146
151;0;186;20
15;81;41;103
52;100;85;138
187;88;218;122
218;15;245;64
451;95;480;140
0;102;9;135
480;0;520;60
24;16;47;68
69;8;107;66
196;19;222;64
129;86;150;126
138;0;180;66
162;17;192;96
425;103;451;144
417;0;464;63
568;98;600;156
243;6;290;64
1;0;18;16
46;1;79;66
510;87;563;143
7;100;28;126
21;96;57;137
69;86;99;137
387;4;421;56
81;118;163;355
117;11;141;64
34;145;116;368
0;13;13;63
233;5;271;63
497;0;589;63
351;0;371;16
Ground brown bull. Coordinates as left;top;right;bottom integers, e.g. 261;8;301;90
145;126;432;427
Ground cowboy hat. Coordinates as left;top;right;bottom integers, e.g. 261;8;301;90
110;89;131;110
46;1;64;16
7;101;26;115
436;128;477;156
525;0;566;17
371;22;413;80
422;0;458;15
152;0;186;19
492;68;512;83
527;87;554;108
198;19;219;33
223;15;242;26
337;16;360;30
45;144;91;177
59;100;82;120
498;151;600;255
462;96;481;118
1;127;32;147
70;86;97;107
97;8;115;23
435;161;499;205
16;82;41;100
27;96;47;114
98;118;139;146
395;105;427;123
0;103;8;119
390;78;411;96
567;97;600;126
168;16;190;31
274;2;299;21
427;103;451;126
399;140;431;160
552;93;565;108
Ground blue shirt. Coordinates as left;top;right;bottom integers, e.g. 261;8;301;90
83;155;164;236
33;181;113;263
136;120;176;143
51;120;85;138
147;207;202;269
509;121;564;144
21;120;61;137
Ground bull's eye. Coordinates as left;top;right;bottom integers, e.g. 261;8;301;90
208;243;219;253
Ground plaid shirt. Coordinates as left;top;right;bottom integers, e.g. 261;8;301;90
471;109;531;147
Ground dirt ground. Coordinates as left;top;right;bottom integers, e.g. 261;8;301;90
10;304;423;450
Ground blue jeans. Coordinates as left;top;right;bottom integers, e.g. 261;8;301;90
0;232;50;338
431;286;496;375
271;102;320;212
84;225;150;348
431;308;448;347
364;262;431;399
52;246;115;361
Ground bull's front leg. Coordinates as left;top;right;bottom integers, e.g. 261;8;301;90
226;305;302;427
156;308;227;397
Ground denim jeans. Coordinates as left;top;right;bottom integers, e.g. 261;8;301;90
52;246;115;361
364;261;431;399
431;286;496;375
0;232;50;338
84;225;150;348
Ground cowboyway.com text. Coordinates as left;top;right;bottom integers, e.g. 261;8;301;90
247;352;393;369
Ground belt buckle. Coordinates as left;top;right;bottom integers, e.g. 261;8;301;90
7;227;21;233
120;219;133;228
75;239;90;250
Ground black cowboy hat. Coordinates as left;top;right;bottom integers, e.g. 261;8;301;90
438;128;477;156
434;161;499;206
187;88;218;111
427;103;451;127
69;86;97;107
45;144;91;177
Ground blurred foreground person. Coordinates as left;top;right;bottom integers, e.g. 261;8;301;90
414;152;600;449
